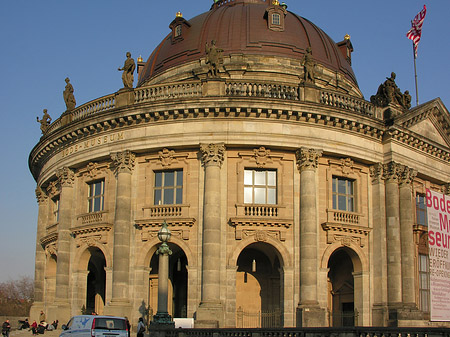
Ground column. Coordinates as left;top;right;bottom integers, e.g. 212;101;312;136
52;167;75;322
29;187;49;321
107;150;135;314
399;166;418;306
383;162;402;306
196;143;225;327
295;147;325;327
369;163;388;326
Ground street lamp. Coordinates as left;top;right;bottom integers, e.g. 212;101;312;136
151;221;175;327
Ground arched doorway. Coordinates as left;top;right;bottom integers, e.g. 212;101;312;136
85;247;106;315
236;242;283;328
148;244;188;319
328;248;355;327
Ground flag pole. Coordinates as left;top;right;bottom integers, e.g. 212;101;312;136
412;41;419;107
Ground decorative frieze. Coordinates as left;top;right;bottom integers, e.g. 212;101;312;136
322;223;370;248
200;143;225;167
56;167;75;187
111;150;136;175
296;147;323;172
235;228;286;242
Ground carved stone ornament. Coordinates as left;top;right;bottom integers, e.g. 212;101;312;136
205;40;223;78
111;150;136;175
237;229;285;242
159;148;176;168
296;147;323;172
35;186;48;204
63;77;76;111
76;234;106;248
444;183;450;196
383;161;402;183
46;243;57;257
56;167;75;187
200;143;225;167
36;109;52;135
85;162;99;179
253;147;271;167
46;180;60;198
369;163;384;183
301;47;316;84
340;158;354;175
399;166;417;186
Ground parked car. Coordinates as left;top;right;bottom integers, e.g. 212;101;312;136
60;316;128;337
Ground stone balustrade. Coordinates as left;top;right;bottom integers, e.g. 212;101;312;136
41;80;377;137
328;209;360;225
78;211;106;225
141;204;189;218
236;204;281;218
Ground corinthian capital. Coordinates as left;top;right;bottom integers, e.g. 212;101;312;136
35;186;48;204
200;143;225;167
369;163;384;184
56;167;75;187
111;150;136;175
296;147;323;172
398;166;417;186
383;161;402;183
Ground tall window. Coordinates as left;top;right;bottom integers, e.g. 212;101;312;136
53;196;60;222
154;170;183;205
88;180;105;213
175;25;182;37
244;169;277;204
272;13;281;25
416;193;428;226
419;254;430;312
332;177;354;212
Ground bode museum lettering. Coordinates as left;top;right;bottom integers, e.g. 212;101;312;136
61;132;124;158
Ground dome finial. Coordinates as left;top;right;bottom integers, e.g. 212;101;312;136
344;34;351;40
176;11;183;18
272;0;280;5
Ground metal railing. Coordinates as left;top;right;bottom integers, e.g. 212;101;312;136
236;308;283;328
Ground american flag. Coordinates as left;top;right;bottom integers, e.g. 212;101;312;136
406;5;427;58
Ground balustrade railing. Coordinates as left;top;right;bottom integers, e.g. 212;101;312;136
321;90;374;116
330;210;360;224
79;212;105;225
236;204;280;217
134;81;202;103
142;204;188;218
226;82;299;100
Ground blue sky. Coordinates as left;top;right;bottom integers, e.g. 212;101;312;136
0;0;448;282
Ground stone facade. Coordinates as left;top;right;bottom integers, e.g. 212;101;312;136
29;0;450;329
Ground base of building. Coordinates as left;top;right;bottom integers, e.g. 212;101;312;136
296;304;327;327
47;302;71;325
103;300;132;318
388;303;424;327
194;301;223;328
372;304;388;326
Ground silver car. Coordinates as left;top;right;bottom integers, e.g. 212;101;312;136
60;315;128;337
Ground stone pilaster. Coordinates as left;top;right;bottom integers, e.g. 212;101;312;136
51;167;74;322
369;163;388;326
195;143;225;328
398;166;418;307
295;147;326;327
383;162;402;310
106;150;135;315
30;186;49;322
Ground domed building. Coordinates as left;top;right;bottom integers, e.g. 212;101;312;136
29;0;450;328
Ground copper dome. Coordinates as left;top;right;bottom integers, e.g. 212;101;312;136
138;0;357;87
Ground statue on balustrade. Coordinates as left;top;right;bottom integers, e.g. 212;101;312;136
301;47;315;84
118;52;136;89
63;77;76;111
37;109;52;134
205;40;223;78
370;72;411;110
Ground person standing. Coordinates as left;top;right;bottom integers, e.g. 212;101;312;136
136;318;145;337
39;311;46;323
2;320;11;337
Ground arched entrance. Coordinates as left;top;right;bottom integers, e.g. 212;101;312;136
148;244;188;318
236;242;283;328
85;247;106;315
328;248;356;327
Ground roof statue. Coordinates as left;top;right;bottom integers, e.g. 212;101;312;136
205;40;223;78
370;72;412;110
118;52;136;89
63;77;76;111
36;109;52;135
301;47;315;84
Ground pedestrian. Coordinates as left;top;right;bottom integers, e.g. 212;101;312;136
31;321;38;335
2;320;11;337
39;311;46;323
136;318;145;337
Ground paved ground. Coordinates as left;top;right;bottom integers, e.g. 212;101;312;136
10;330;61;337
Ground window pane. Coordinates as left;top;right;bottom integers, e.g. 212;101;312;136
163;189;174;204
333;195;337;209
348;197;354;212
267;188;276;204
332;178;337;193
155;172;162;187
254;187;266;204
254;171;265;185
94;198;101;212
88;199;93;212
244;170;253;185
176;188;182;204
267;171;276;186
244;187;253;203
154;190;162;205
338;179;347;194
176;171;183;186
338;195;347;210
347;181;353;194
164;171;175;187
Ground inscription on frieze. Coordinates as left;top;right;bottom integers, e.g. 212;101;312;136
61;132;125;158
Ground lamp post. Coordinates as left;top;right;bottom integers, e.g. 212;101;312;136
151;220;175;327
